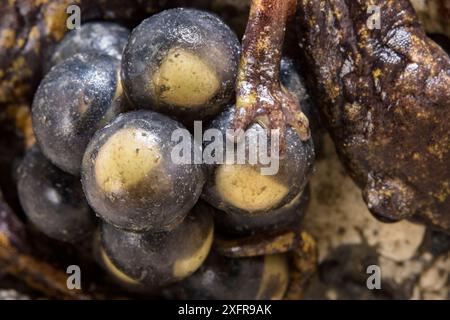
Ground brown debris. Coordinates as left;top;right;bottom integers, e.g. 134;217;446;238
284;231;317;300
0;0;173;105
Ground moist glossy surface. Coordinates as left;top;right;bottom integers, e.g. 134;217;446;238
100;203;214;289
32;52;125;175
17;147;95;243
44;22;129;73
171;250;289;300
202;105;314;215
121;8;240;122
82;110;205;232
214;186;310;236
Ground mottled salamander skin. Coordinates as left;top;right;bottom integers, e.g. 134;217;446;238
296;0;450;231
410;0;450;38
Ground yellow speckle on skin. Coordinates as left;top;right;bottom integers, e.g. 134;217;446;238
436;192;448;202
95;128;162;194
173;224;214;279
100;248;140;285
328;85;341;101
427;143;444;160
256;254;289;300
152;47;220;108
416;111;430;119
215;164;289;212
435;182;450;203
256;37;269;53
359;28;370;46
344;102;362;121
0;29;16;49
372;68;383;79
236;91;257;109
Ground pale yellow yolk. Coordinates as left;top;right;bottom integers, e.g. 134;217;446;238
282;191;303;209
101;248;140;285
256;254;290;300
152;47;220;107
215;165;289;212
95;128;162;194
173;224;214;279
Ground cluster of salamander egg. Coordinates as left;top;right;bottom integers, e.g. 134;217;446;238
16;8;315;299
